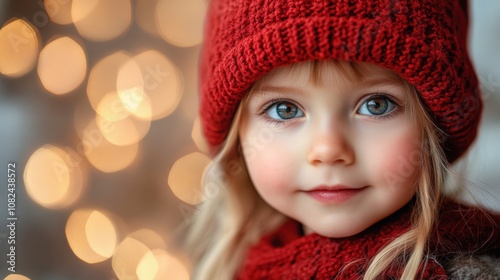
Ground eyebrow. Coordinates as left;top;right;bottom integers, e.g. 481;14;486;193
360;76;405;88
252;77;404;97
251;85;308;98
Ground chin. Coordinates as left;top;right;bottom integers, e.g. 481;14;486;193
312;224;368;238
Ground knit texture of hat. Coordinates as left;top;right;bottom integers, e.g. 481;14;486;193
199;0;482;162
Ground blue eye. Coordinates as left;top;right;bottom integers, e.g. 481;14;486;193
266;101;304;120
358;96;397;116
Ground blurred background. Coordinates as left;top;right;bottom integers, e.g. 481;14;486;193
0;0;499;279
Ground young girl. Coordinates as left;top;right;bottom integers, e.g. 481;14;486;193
185;0;500;279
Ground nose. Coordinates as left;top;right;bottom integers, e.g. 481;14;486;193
307;121;355;166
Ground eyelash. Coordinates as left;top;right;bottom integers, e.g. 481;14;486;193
257;94;403;124
259;98;303;126
357;94;403;121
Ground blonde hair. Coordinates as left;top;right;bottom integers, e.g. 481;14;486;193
363;78;448;280
184;60;450;280
183;105;286;280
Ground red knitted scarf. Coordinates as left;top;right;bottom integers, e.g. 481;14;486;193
236;200;500;279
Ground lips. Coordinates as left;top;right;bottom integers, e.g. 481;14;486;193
303;185;364;203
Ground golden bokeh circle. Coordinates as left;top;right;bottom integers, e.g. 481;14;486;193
37;36;87;95
82;120;139;173
72;0;132;41
117;50;183;120
95;92;151;146
87;51;132;112
128;229;166;251
152;249;190;280
155;0;207;47
3;274;31;280
168;152;211;205
191;117;209;154
24;145;85;209
65;209;117;264
112;237;153;280
45;0;74;25
0;18;39;78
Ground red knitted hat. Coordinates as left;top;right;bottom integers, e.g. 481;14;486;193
199;0;482;162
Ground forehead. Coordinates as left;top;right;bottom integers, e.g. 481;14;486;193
254;60;404;89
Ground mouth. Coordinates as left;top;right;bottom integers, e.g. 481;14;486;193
303;185;365;203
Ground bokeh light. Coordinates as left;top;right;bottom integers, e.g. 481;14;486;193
168;152;211;205
95;92;130;122
115;56;152;120
0;18;39;78
111;229;188;280
37;36;87;95
87;51;132;112
72;0;132;41
86;210;118;258
117;50;183;120
82;120;139;173
128;229;166;251
118;86;153;121
2;1;233;278
3;274;31;280
45;0;74;25
96;92;151;146
152;249;190;280
65;209;117;264
126;229;166;280
155;0;207;47
112;237;153;280
191;117;209;154
4;1;500;279
24;145;85;209
137;251;159;280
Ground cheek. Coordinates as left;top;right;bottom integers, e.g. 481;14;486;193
365;128;421;189
241;140;294;194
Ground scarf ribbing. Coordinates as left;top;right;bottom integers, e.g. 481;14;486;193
236;200;500;279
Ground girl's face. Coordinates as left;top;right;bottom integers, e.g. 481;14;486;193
238;61;421;238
